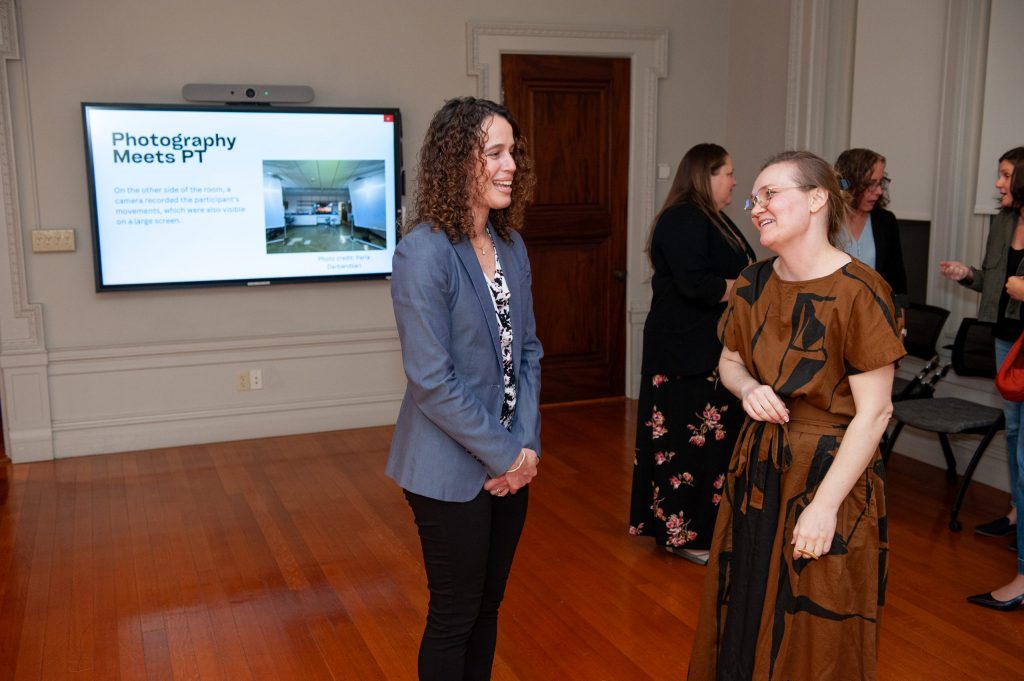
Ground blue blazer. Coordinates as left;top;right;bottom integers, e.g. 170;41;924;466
387;223;543;502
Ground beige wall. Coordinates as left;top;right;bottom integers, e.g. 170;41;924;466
4;0;1009;495
722;0;793;258
850;0;946;221
27;1;700;349
975;0;1024;214
9;0;791;458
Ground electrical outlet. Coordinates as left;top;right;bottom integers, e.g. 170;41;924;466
249;368;263;390
236;371;250;391
31;229;76;252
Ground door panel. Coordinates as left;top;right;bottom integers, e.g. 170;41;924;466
502;54;629;403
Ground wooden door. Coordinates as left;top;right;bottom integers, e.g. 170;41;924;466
501;54;630;403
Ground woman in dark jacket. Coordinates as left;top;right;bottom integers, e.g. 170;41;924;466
941;148;1024;610
834;148;909;308
628;143;755;564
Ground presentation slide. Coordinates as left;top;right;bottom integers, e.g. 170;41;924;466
83;105;400;288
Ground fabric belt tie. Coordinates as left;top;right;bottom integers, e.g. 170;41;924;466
733;399;851;513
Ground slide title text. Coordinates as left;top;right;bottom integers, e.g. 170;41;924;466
111;131;237;164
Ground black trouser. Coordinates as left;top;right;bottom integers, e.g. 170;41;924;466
404;486;529;681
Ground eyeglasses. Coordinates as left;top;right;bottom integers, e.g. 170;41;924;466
744;185;815;211
865;176;891;192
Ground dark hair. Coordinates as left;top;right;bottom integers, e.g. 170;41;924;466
999;147;1024;165
407;97;536;242
997;147;1024;214
834;147;889;210
760;150;850;248
644;143;743;268
1011;158;1024;211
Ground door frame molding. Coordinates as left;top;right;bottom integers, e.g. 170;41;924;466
467;21;668;398
0;0;53;462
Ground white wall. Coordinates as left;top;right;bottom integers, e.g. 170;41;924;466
4;0;1008;497
849;0;946;221
975;0;1024;214
6;0;760;459
723;0;794;258
847;0;1010;493
625;0;794;393
263;174;285;229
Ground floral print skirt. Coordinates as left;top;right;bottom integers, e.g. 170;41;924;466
629;370;744;550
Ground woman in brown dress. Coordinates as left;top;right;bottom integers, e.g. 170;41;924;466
688;151;905;681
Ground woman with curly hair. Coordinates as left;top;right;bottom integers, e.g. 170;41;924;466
834;148;909;308
387;96;543;680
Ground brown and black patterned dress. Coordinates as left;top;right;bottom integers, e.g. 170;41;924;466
688;258;905;681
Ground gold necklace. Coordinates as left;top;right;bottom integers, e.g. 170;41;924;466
474;229;491;256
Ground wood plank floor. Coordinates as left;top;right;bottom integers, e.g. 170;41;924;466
0;399;1020;680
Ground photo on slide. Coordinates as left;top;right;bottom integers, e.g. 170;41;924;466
263;159;387;254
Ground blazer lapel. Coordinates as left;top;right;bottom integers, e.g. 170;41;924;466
453;237;502;361
870;210;887;267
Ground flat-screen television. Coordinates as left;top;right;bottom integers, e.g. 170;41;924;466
82;103;403;290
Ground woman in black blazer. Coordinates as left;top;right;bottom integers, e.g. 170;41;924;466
629;143;755;565
835;148;909;308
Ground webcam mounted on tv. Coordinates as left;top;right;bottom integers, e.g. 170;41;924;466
182;83;315;104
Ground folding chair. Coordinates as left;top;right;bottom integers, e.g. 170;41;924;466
892;303;950;401
881;317;1005;531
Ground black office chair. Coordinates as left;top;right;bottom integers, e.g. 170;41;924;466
881;317;1005;531
892;303;951;402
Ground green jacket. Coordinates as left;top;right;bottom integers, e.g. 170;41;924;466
963;210;1022;322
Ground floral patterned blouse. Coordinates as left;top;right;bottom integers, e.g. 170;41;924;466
487;245;517;429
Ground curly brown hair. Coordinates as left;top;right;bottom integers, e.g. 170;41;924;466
407;97;536;243
834;148;889;211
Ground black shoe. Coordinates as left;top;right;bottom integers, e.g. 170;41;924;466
664;545;710;565
974;516;1016;537
1010;535;1018;553
966;591;1024;611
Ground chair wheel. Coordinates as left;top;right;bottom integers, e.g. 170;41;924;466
949;520;962;532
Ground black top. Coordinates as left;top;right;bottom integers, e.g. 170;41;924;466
995;247;1024;341
641;202;755;376
867;207;908;306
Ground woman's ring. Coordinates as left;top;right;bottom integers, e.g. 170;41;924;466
797;547;819;560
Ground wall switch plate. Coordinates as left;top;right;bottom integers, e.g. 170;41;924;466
31;229;75;252
236;372;250;391
249;368;263;390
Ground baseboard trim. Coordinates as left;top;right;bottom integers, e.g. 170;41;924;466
51;393;403;458
7;427;54;464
